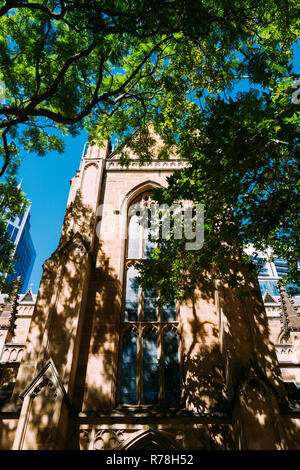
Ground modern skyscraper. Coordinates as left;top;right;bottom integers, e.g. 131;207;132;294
6;204;36;293
257;257;300;299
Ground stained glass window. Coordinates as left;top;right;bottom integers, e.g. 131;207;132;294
162;299;176;322
120;329;137;404
163;329;181;404
119;192;181;406
143;330;159;404
143;287;157;321
124;266;139;321
127;215;141;259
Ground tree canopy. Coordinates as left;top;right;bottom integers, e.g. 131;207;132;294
0;0;299;294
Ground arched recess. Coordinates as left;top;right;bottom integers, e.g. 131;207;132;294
238;374;282;449
2;348;9;362
118;429;180;450
80;162;99;207
10;348;17;362
120;180;164;214
118;180;164;281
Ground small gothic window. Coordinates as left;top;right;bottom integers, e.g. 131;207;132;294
119;192;181;406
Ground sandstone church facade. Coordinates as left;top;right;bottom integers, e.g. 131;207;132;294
1;131;300;450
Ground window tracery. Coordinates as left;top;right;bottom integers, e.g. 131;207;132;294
119;192;181;406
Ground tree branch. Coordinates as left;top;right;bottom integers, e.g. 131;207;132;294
0;129;11;178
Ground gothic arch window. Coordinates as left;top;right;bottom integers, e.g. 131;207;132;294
119;191;181;406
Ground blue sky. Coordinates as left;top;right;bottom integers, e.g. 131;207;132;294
18;130;88;292
15;41;300;294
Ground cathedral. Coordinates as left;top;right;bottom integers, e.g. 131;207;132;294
0;129;300;450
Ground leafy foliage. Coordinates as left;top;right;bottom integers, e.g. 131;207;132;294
0;1;299;294
0;161;28;295
138;85;300;300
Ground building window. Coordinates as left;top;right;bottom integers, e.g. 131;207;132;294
253;257;270;277
274;258;289;278
258;280;279;297
119;192;181;406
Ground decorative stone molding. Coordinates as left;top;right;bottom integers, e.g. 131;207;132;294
20;358;66;402
141;324;158;336
79;428;91;442
31;376;57;399
82;161;99;171
265;306;282;317
118;428;180;450
162;323;179;334
275;344;299;364
122;322;178;336
0;344;25;363
79;426;183;451
0;278;21;334
106;159;189;171
57;232;91;258
13;359;68;450
278;281;300;341
93;429;125;450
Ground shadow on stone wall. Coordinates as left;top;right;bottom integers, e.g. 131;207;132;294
2;195;300;450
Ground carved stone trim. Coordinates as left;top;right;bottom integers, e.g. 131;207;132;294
118;428;180;450
162;323;179;334
141;324;158;336
278;281;300;341
93;429;125;450
122;324;139;335
83;161;99;171
0;278;22;335
57;232;91;258
106;160;189;171
20;358;66;402
31;377;57;399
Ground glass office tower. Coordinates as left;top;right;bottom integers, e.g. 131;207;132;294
6;205;36;293
256;257;300;298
